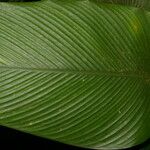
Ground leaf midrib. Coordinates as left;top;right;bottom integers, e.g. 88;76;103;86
0;65;149;80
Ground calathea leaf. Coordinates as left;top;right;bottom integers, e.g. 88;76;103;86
0;0;150;149
97;0;150;11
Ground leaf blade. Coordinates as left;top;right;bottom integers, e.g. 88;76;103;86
0;0;150;149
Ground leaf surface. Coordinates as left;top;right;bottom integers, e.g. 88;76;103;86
0;0;150;149
97;0;150;11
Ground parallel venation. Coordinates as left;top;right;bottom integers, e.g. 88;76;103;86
0;0;150;149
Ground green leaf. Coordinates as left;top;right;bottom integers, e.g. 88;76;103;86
96;0;150;11
0;0;150;149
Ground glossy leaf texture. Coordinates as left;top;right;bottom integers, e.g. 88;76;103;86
98;0;150;11
0;0;150;149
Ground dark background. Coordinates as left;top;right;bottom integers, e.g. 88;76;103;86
0;125;149;150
